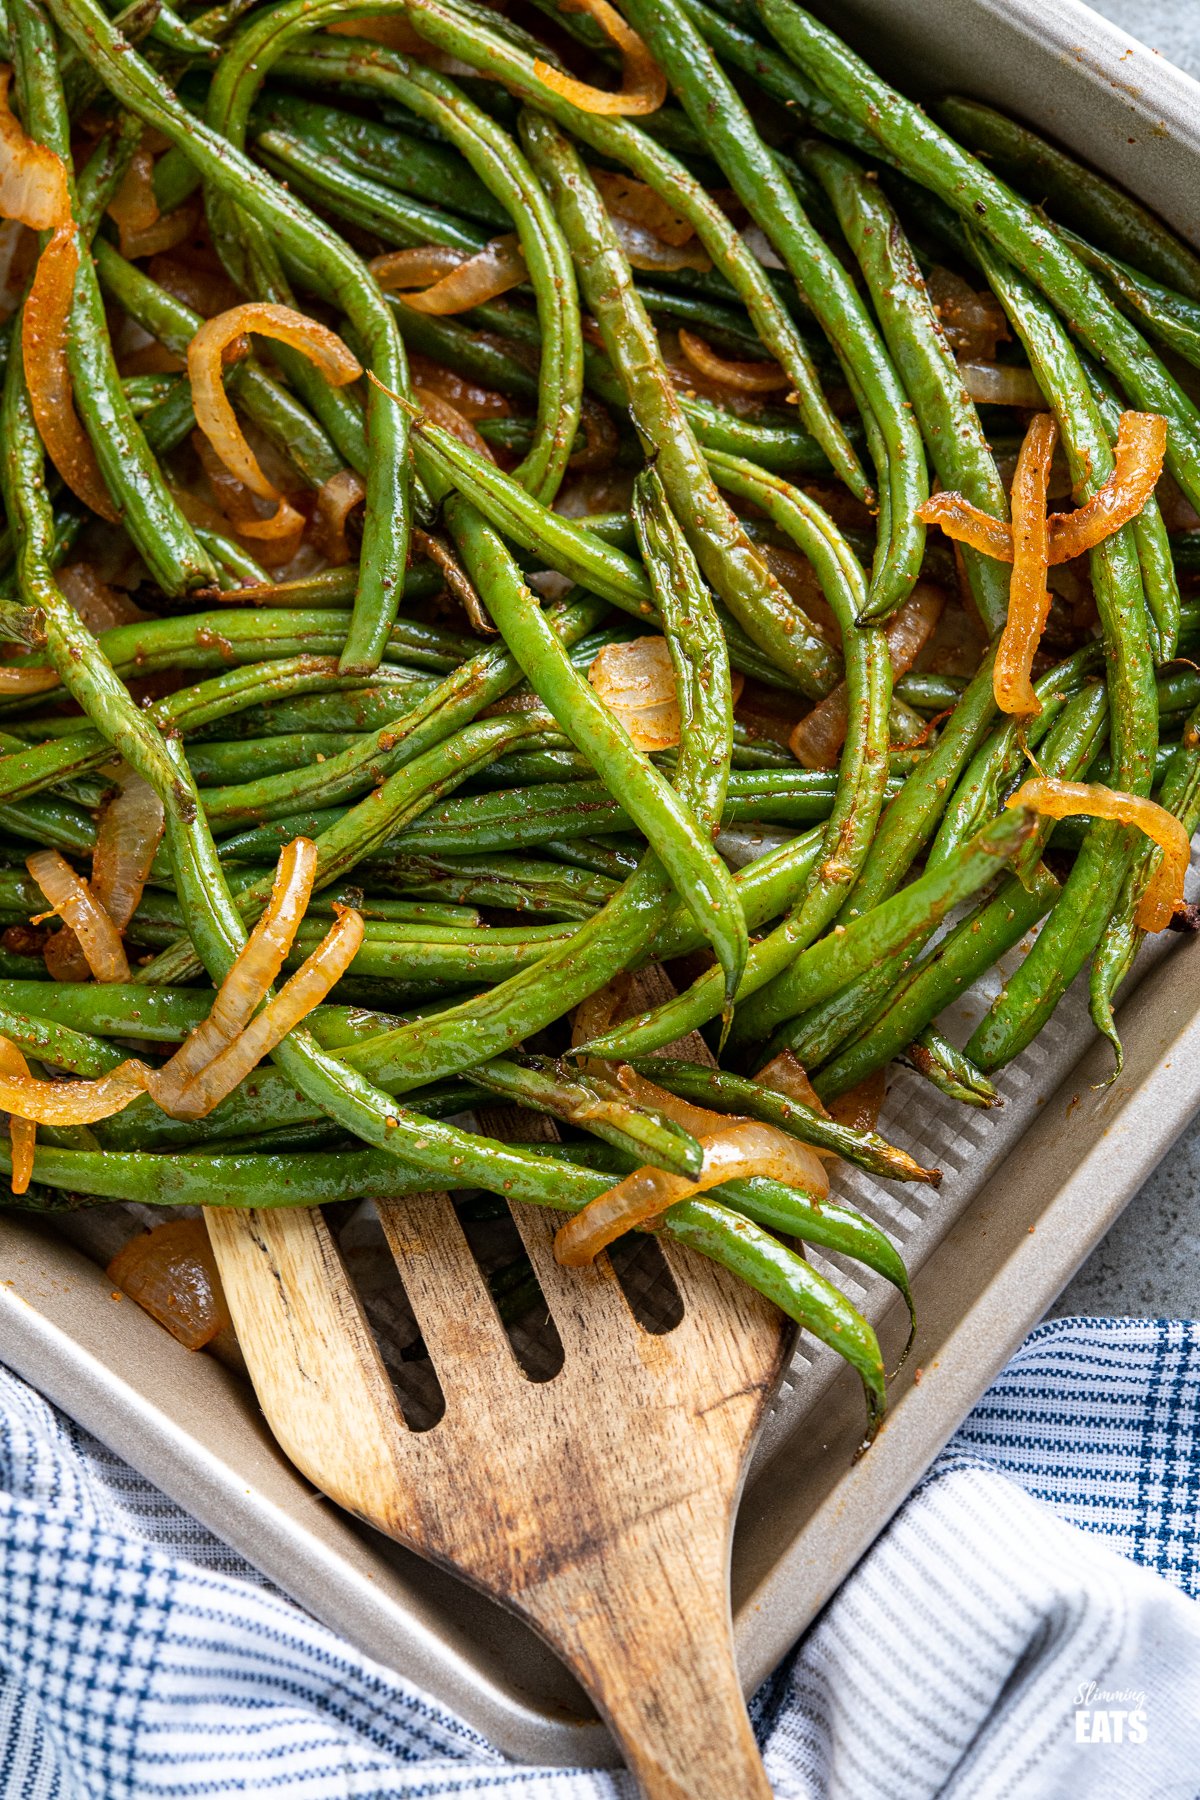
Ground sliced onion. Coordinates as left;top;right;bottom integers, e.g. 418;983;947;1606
612;215;711;273
168;903;364;1119
107;1218;231;1351
1047;412;1168;561
120;199;200;261
408;355;511;420
57;563;145;633
606;1063;726;1139
23;225;119;521
26;848;130;983
312;469;366;567
1006;778;1189;932
0;67;69;230
0;1055;151;1125
0;661;59;696
959;361;1045;408
791;582;944;768
372;235;527;313
533;0;667;116
554;1118;830;1266
589;635;681;751
92;767;165;933
996;412;1058;715
107;145;158;250
0;1035;36;1193
591;167;694;247
927;267;1009;362
414;385;495;461
189;302;361;502
146;836;317;1112
147;249;240;320
917;488;1012;561
827;1070;886;1135
43;928;89;983
754;1049;828;1118
677;327;789;393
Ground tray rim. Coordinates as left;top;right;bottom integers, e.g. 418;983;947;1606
3;0;1200;1768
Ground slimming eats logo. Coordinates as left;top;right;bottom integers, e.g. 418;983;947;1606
1073;1681;1148;1744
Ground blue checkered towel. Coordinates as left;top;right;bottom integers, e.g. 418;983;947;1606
2;1316;1198;1798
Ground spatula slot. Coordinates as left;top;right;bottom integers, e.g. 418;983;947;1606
455;1200;565;1385
604;1234;685;1336
334;1200;447;1432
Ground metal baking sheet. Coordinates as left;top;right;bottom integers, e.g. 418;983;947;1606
3;0;1200;1768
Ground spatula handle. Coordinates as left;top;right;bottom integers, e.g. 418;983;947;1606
520;1512;772;1800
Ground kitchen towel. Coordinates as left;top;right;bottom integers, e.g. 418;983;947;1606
1;1315;1198;1800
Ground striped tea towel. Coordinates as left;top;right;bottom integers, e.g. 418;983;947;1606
1;1316;1198;1799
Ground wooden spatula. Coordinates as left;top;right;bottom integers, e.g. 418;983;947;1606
204;975;792;1798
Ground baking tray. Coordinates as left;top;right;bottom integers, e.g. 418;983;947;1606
4;0;1200;1770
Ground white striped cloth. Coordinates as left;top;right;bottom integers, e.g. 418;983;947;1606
1;1316;1198;1798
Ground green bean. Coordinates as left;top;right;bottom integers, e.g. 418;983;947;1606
964;240;1158;1070
927;642;1104;868
47;0;411;674
731;806;1036;1049
803;139;1010;634
1085;362;1180;664
582;459;890;1058
445;496;747;1002
755;0;1200;518
937;95;1200;303
192;592;603;828
11;9;217;596
818;680;1109;1092
251;89;509;228
616;0;926;620
367;850;617;920
93;240;345;489
259;42;584;504
1090;699;1200;1071
624;1059;938;1185
334;3;864;495
470;1056;703;1176
902;1028;999;1109
522;112;840;699
1065;235;1200;375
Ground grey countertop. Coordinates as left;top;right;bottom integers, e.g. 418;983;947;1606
1047;0;1199;1321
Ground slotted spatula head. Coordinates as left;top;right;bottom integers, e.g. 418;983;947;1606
204;976;793;1799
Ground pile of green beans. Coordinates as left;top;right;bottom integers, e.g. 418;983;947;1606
0;0;1195;1431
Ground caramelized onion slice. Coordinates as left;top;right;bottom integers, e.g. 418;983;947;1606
589;635;743;753
312;469;366;566
0;66;69;229
1047;412;1168;561
0;661;59;696
188;302;361;501
168;904;364;1119
959;361;1044;408
555;1118;831;1266
107;1218;231;1351
26;848;130;983
916;489;1011;561
919;411;1167;577
23;225;119;521
591;168;694;246
678;327;789;393
754;1050;829;1121
1006;778;1189;932
589;635;681;751
612;216;710;273
0;1035;35;1193
928;267;1009;362
373;235;527;313
790;582;944;769
414;385;495;461
0;1055;151;1125
146;837;317;1112
996;412;1058;715
92;767;165;933
533;0;667;116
